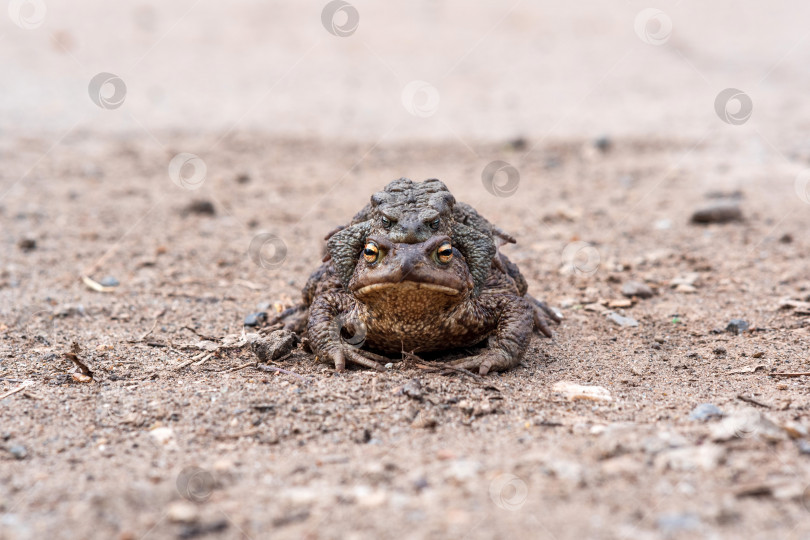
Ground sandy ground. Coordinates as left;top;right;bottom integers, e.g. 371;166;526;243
2;132;810;540
4;1;810;539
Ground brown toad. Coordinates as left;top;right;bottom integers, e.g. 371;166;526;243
276;178;560;375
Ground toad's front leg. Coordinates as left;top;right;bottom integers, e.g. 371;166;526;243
307;292;388;372
450;295;534;375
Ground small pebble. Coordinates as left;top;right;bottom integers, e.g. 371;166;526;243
411;409;438;429
689;403;724;422
384;363;394;369
594;135;612;152
726;319;750;335
797;440;810;455
243;312;267;327
8;444;28;460
657;513;701;533
251;329;298;362
166;500;199;524
508;137;528;151
621;280;654;299
184;200;216;216
713;347;727;356
401;378;423;400
413;476;429;491
691;201;743;224
99;276;119;287
606;312;639;328
18;237;37;251
674;284;697;294
150;427;175;445
236;173;251;184
552;381;612;402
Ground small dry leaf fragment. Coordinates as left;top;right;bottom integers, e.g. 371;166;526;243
729;365;765;375
81;275;116;293
64;341;93;379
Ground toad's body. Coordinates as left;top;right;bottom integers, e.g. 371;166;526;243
276;178;559;375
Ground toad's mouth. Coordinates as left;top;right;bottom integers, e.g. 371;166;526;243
354;280;462;296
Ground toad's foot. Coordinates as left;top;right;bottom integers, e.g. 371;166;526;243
322;344;389;372
527;296;561;338
449;350;517;376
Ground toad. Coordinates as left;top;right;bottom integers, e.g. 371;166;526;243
275;178;560;375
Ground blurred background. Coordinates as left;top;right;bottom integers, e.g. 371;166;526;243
5;4;810;539
2;0;809;145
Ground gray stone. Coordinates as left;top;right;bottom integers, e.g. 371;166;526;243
657;513;701;534
621;281;654;299
689;403;724;422
251;329;298;362
691;201;743;224
726;319;750;335
243;312;267;327
401;378;423;400
606;312;639;328
8;444;27;460
99;276;119;287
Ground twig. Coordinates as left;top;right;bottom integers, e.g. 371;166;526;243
0;382;33;400
182;326;219;342
256;364;312;384
0;378;25;383
175;358;196;370
737;394;772;409
138;318;159;341
223;362;256;373
193;353;213;366
771;372;810;378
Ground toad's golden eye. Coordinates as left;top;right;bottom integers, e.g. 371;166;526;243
436;242;453;264
363;242;379;263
